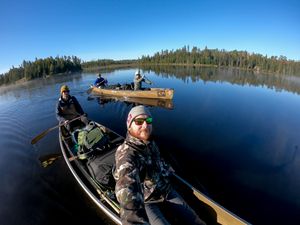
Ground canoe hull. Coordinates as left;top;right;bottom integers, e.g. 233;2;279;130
91;87;174;99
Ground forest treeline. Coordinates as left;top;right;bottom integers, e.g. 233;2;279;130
0;56;82;85
140;46;300;76
0;57;137;86
1;46;300;86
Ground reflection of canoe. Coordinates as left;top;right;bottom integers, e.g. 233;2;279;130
90;86;174;99
59;121;249;225
98;96;174;109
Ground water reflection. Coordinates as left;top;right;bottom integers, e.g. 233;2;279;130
0;72;84;102
87;95;174;110
141;65;300;95
1;67;300;225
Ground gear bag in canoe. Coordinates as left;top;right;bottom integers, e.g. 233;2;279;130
71;121;116;189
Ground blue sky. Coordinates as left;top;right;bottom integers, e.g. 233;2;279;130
0;0;299;74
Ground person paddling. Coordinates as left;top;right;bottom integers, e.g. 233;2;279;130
94;73;107;88
133;70;152;90
56;85;88;132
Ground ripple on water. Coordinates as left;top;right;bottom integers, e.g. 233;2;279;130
0;115;30;141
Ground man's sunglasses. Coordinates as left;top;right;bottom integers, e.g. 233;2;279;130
133;117;153;126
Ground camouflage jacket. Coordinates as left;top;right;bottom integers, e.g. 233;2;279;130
113;133;172;224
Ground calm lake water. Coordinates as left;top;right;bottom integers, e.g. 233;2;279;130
0;67;300;225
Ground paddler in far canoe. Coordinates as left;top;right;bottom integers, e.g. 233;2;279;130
94;73;108;88
133;70;153;90
89;71;174;100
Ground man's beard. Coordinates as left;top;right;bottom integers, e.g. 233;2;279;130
140;129;151;140
130;128;152;141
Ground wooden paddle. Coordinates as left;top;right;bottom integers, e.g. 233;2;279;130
31;115;82;145
144;75;153;85
87;84;94;94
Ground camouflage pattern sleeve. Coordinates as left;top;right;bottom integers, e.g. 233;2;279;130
114;143;150;225
152;142;174;176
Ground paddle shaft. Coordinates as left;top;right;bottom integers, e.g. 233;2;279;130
87;85;93;94
144;75;153;85
31;115;82;144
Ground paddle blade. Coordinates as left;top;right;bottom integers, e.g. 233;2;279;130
87;85;93;94
39;153;62;168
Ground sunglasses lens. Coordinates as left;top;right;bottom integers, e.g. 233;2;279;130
134;119;144;125
134;117;153;125
145;117;153;124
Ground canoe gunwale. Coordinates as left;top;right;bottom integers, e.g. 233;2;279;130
173;174;250;225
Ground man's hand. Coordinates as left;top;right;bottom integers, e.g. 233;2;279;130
80;114;89;125
168;166;175;174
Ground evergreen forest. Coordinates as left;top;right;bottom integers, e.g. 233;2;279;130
140;46;300;76
0;56;82;85
1;46;300;86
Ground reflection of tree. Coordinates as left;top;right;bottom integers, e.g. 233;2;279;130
82;64;135;73
141;65;300;95
81;59;136;71
140;46;300;76
0;73;83;100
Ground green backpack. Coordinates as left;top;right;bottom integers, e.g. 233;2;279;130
77;126;104;149
73;122;107;159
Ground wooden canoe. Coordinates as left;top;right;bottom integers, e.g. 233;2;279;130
90;86;174;100
59;121;250;225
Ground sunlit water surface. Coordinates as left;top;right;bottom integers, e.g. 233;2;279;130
0;67;300;225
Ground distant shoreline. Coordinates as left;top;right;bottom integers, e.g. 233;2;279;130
0;63;287;87
82;63;137;72
2;46;299;86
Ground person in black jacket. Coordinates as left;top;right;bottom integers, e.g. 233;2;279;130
56;85;88;132
94;73;107;88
